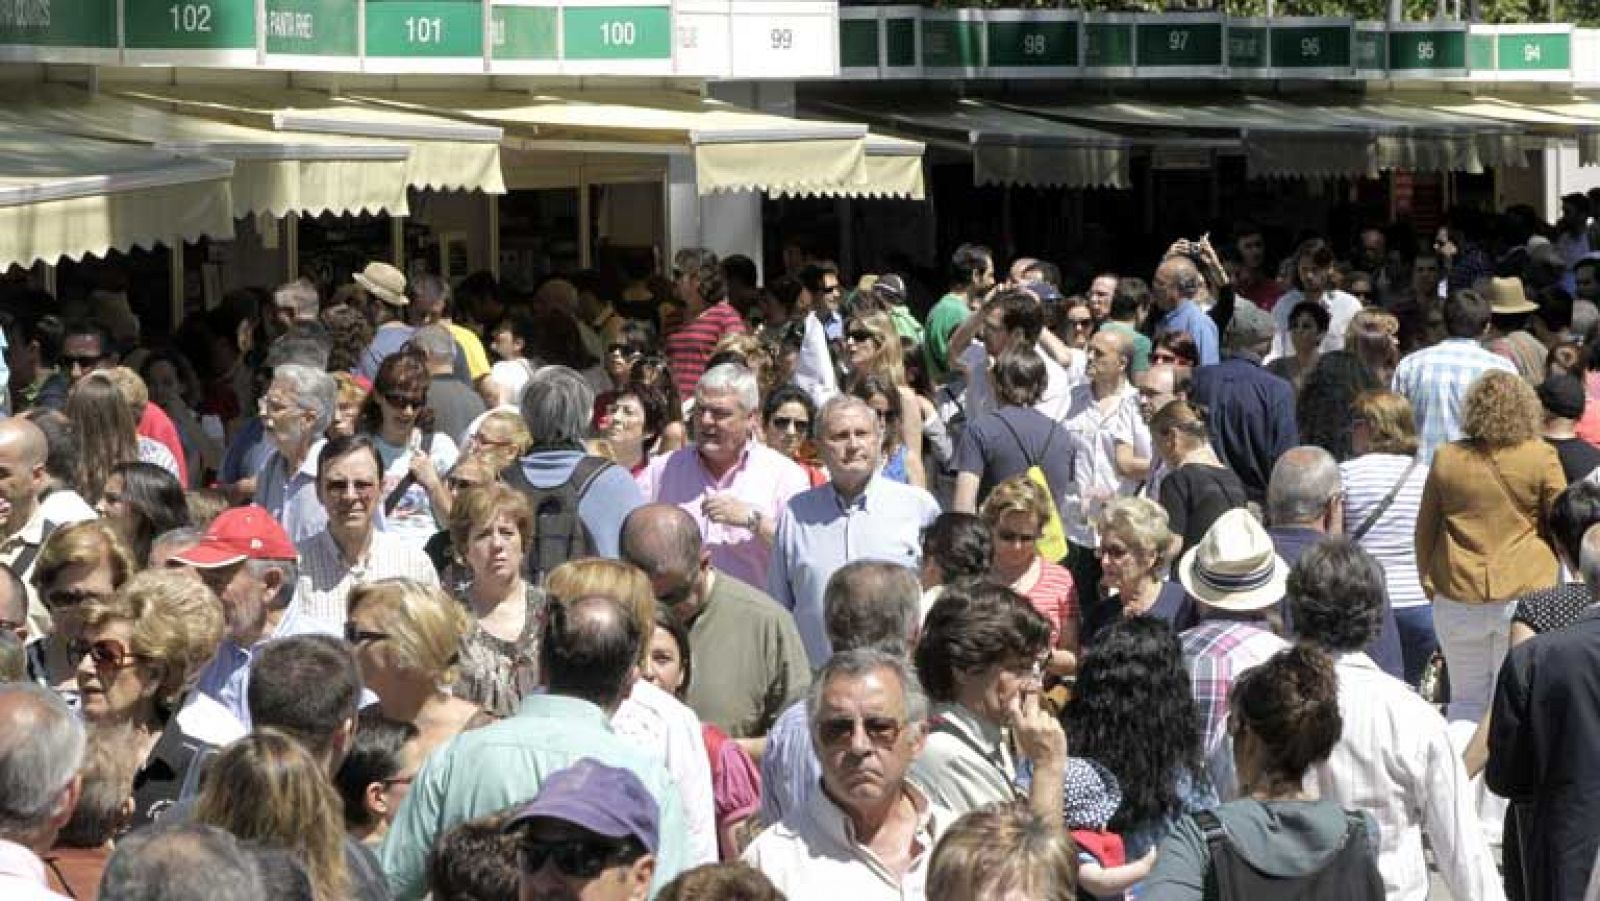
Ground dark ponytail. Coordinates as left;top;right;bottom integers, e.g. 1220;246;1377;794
1230;644;1343;782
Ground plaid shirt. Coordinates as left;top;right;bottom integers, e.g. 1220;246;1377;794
1180;620;1287;758
1392;339;1517;464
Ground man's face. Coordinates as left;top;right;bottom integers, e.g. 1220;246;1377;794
1413;257;1442;296
1360;230;1386;266
0;573;26;643
1088;277;1117;321
0;436;41;537
492;327;521;362
518;820;654;901
194;560;271;644
259;377;314;452
1137;365;1179;422
1151;262;1182;311
972;259;996;295
812;667;923;813
819;407;880;486
1578;266;1600;302
1086;332;1125;382
815;274;842;315
1236;233;1266;269
692;389;754;466
980;306;1011;357
317;450;381;534
60;334;108;386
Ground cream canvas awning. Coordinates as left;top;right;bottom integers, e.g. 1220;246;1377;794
349;90;869;197
110;85;506;195
0;86;411;219
1462;94;1600;165
810;98;1129;189
773;132;926;200
0;128;234;268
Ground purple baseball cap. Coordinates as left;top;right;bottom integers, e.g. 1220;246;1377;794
502;759;660;854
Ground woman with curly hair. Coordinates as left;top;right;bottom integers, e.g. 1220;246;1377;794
1065;616;1215;859
322;303;375;375
1418;368;1564;729
1296;350;1381;463
1142;645;1383;900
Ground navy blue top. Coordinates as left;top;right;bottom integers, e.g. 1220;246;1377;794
1270;526;1405;682
1190;355;1298;505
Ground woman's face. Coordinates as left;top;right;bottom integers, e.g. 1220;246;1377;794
764;401;811;458
956;653;1042;726
347;602;405;701
146;361;183;408
605;345;634;383
75;619;159;722
377;382;424;434
992;510;1041;577
1290;311;1325;355
96;472;132;529
643;626;685;696
465;512;523;583
1064;305;1095;350
330;394;363;439
606;396;647;447
1297;257;1329;294
1097;528;1156;591
843;321;880;369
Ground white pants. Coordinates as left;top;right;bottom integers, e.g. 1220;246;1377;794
1432;594;1517;725
1435;594;1516;848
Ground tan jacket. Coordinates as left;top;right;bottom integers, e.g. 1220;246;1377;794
1416;439;1565;604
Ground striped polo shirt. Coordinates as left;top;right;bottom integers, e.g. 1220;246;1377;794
665;301;746;400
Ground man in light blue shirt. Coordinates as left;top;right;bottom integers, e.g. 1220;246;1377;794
768;395;939;666
253;364;337;543
378;595;690;899
1153;255;1220;366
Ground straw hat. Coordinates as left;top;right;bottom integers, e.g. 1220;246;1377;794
353;261;409;307
1177;508;1289;612
1486;276;1537;315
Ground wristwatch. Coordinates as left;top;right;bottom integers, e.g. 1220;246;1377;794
745;508;764;531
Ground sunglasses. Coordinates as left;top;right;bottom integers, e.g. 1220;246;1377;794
844;329;876;345
61;353;104;370
997;529;1040;545
381;391;426;410
771;416;809;433
343;623;391;646
70;638;143;670
816;715;905;749
519;838;638;879
1068;318;1094;329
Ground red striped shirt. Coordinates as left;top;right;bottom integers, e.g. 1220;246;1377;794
665;301;746;399
1024;560;1080;644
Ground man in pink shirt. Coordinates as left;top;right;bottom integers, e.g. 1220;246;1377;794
0;683;83;901
638;363;809;588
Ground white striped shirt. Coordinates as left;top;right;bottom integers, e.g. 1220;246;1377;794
291;528;440;626
1340;453;1430;609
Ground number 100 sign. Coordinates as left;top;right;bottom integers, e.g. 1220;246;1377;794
563;6;670;60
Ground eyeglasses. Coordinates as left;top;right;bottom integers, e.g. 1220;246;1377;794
61;354;103;370
519;838;638;879
606;344;632;357
1097;542;1133;560
381;391;426;411
1067;318;1094;330
844;329;876;345
70;638;144;671
771;416;809;433
996;529;1040;545
45;588;109;611
816;715;906;749
344;622;391;646
820;284;843;296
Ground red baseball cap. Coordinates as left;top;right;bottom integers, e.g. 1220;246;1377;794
172;505;296;569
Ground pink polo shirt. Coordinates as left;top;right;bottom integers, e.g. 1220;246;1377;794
638;442;810;587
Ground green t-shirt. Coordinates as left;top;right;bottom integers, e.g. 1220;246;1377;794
924;292;971;382
1101;320;1153;373
685;572;813;739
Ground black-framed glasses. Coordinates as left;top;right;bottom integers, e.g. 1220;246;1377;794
381;391;426;411
519;838;639;879
844;329;876;345
771;416;809;433
344;622;391;646
61;353;103;370
816;715;905;749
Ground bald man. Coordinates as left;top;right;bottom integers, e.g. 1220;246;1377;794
1152;255;1219;365
620;504;811;749
0;418;85;644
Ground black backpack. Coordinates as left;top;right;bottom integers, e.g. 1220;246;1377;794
1194;808;1385;901
501;456;615;583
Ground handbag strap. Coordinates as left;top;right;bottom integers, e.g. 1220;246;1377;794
1478;449;1541;534
1350;458;1418;541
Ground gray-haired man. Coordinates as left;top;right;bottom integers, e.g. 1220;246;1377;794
254;363;338;544
0;682;84;899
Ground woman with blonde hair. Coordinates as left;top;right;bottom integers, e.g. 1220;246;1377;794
929;804;1077;901
345;577;482;758
460;408;531;472
1342;390;1432;687
1418;369;1564;729
328;371;368;440
979;475;1079;676
1150;400;1246;558
33;520;140;697
843;308;927;488
194;729;350;901
74;569;229;829
448;483;546;718
544;559;719;866
1082;496;1196;645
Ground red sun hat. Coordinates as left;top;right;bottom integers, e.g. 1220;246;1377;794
171;505;296;569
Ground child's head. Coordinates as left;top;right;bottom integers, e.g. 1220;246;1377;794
1062;757;1122;832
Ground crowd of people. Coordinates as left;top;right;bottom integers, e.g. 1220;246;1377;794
8;199;1600;900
